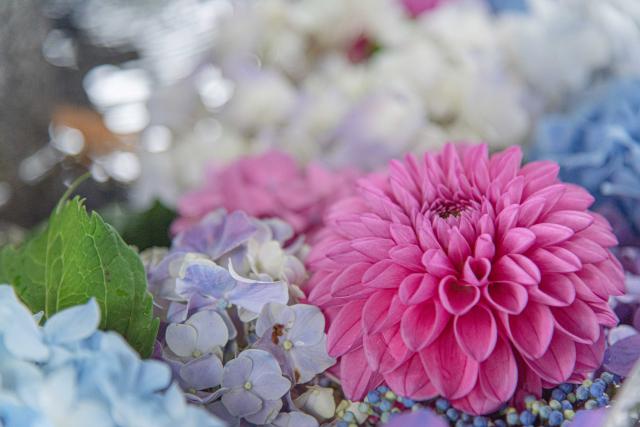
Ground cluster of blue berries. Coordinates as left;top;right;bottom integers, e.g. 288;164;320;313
334;372;620;426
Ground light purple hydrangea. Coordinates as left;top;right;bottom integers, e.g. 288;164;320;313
217;349;292;425
254;303;335;384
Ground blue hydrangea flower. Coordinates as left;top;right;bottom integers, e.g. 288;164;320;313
218;349;291;425
530;79;640;246
0;285;223;427
254;303;335;384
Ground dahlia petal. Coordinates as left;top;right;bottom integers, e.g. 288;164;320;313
327;300;366;357
384;354;438;400
524;331;576;384
331;263;371;298
575;331;605;372
517;197;546;227
496;205;520;238
422;249;456;277
529;247;581;273
530;223;574;247
335;219;372;239
484;281;528;314
401;301;449;351
492;254;541;286
478;337;517;403
543;210;593;232
439;276;481;315
597;255;625;294
478;214;495;237
587;300;619;328
462;257;491;286
362;290;397;335
529;184;566;216
447;227;472;266
420;325;479;400
327;241;371;263
361;215;392;238
576;264;620;300
553;184;595;211
560;238;609;263
569;273;604;303
454;305;497;362
506;302;553;359
474;234;496;259
362;260;409;289
528;274;576;307
399;273;438;305
351;238;395;261
501;227;536;254
340;347;383;400
363;333;400;373
489;146;522;186
382;324;413;371
389;244;424;271
552;299;599;344
390;223;418;245
519;160;559;197
576;223;618;247
451;383;503;416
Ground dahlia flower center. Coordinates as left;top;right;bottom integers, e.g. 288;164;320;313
429;199;473;221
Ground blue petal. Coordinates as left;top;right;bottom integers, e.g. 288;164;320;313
43;298;100;345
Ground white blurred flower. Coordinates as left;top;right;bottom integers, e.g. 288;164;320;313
294;386;336;421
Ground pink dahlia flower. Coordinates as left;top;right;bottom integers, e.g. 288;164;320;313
306;143;624;415
172;150;359;239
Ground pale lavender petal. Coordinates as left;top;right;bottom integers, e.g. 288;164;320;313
386;409;448;427
165;323;197;358
570;409;607;427
608;325;638;346
229;279;288;314
604;334;640;377
175;210;257;259
270;412;319;427
288;305;325;345
180;354;223;390
244;398;282;425
256;303;293;338
187;310;229;352
221;388;262;418
177;260;236;299
251;373;291;400
243;349;283;381
222;356;252;388
289;337;336;384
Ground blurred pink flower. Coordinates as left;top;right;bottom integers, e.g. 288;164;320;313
400;0;447;17
172;150;359;239
306;143;624;415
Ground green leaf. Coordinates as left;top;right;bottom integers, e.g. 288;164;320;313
0;197;159;357
120;201;176;251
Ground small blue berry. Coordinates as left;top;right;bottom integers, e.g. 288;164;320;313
520;410;536;426
403;398;415;408
549;400;562;411
506;412;520;425
342;412;355;423
447;408;460;422
377;385;389;393
590;382;605;398
473;416;488;427
559;383;574;394
379;400;392;411
575;386;589;401
436;398;450;412
367;391;380;403
613;374;622;385
600;372;614;385
551;389;566;401
462;413;472;422
561;400;573;411
337;422;349;427
549;410;564;426
597;395;609;407
495;421;507;427
455;420;468;427
539;406;551;419
585;400;598;410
